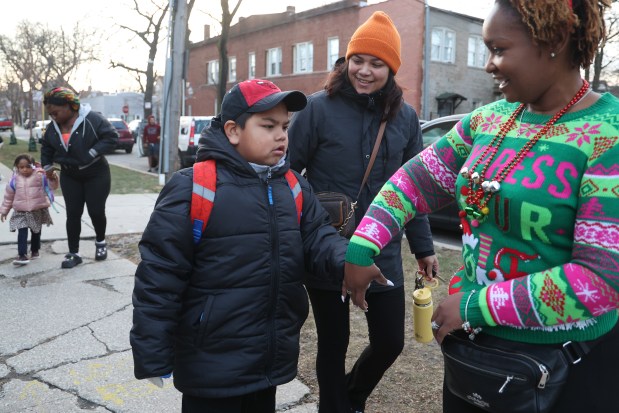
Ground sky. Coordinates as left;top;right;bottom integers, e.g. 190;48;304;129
3;0;493;92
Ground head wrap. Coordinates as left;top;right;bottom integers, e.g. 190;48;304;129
346;11;402;74
43;87;80;111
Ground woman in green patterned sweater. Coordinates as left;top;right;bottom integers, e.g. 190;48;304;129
344;0;619;412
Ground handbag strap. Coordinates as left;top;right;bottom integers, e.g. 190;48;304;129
562;334;605;364
356;120;387;201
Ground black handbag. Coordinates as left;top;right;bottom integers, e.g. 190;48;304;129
315;120;387;238
441;331;598;413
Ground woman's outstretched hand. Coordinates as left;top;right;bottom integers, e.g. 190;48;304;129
343;262;392;311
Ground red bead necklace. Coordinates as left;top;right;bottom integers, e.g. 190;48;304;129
462;79;590;227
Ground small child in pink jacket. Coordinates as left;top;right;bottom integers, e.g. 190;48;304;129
0;154;58;265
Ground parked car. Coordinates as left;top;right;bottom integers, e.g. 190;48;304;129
107;118;134;154
178;116;213;168
0;117;14;132
22;119;36;129
34;120;52;143
128;119;142;141
420;113;466;232
134;119;149;157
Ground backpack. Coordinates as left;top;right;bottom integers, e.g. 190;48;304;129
191;159;303;244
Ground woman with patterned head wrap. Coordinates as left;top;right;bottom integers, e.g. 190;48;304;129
41;86;118;269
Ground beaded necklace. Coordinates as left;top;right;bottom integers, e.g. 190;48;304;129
461;79;590;227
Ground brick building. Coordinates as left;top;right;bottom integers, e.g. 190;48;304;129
185;0;497;120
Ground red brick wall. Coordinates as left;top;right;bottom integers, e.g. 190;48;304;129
185;0;424;116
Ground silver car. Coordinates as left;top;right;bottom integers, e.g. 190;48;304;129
420;113;466;232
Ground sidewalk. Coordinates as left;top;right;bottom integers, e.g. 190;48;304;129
0;160;316;412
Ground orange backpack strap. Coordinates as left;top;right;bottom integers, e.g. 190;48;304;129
191;159;217;244
284;170;303;224
191;161;302;244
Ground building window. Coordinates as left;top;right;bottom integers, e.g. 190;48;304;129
431;28;455;63
207;60;219;85
229;56;237;82
468;35;487;68
293;42;313;74
266;47;282;77
248;52;256;79
327;37;339;70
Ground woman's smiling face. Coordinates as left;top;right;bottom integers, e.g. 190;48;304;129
347;54;390;95
482;3;553;105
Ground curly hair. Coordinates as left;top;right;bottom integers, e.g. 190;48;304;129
497;0;611;68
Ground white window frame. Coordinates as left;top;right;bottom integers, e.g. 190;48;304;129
293;42;313;74
327;37;339;70
207;60;219;85
266;47;282;77
228;56;237;82
431;27;455;63
467;35;487;68
248;52;256;79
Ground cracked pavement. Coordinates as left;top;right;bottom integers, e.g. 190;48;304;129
0;240;315;413
0;158;316;413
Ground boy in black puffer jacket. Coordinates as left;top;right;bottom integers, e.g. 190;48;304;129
131;79;383;413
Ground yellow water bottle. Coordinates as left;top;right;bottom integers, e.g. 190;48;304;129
413;286;434;343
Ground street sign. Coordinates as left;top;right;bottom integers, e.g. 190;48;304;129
122;105;129;114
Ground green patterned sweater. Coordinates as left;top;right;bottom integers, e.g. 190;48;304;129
346;93;619;344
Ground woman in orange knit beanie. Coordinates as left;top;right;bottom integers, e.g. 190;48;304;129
288;10;439;413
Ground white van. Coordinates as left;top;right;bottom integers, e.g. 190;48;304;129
178;115;214;168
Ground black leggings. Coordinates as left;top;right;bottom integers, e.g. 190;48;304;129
443;321;619;412
60;159;111;254
308;286;405;412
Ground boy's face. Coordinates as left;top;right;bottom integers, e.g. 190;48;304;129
224;102;290;166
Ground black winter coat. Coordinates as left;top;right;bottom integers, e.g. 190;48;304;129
40;106;118;170
131;120;347;398
288;85;434;291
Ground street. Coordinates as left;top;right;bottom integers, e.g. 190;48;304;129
7;126;463;251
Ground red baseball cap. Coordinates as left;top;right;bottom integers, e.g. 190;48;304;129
221;79;307;123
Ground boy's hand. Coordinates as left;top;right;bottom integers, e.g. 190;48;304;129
146;372;172;388
0;214;6;222
343;262;392;311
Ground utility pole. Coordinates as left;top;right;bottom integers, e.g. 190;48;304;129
161;0;188;183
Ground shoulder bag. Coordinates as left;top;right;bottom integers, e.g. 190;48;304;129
315;120;387;238
441;330;602;413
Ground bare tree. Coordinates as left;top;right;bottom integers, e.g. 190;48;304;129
110;0;170;119
216;0;243;114
0;21;98;132
587;0;619;89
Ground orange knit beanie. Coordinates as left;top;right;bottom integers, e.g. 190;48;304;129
346;11;402;74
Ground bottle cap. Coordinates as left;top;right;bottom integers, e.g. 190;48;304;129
413;287;432;305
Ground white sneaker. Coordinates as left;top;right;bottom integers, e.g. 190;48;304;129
13;255;30;265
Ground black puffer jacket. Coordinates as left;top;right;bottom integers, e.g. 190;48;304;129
289;83;434;291
40;105;117;170
131;118;347;398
